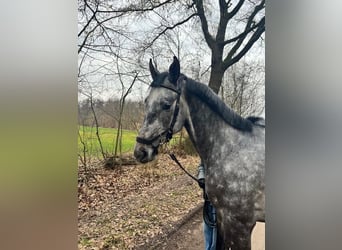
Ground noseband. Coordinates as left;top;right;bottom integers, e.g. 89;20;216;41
136;84;181;148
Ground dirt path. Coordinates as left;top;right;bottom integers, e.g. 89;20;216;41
78;155;265;249
155;206;204;250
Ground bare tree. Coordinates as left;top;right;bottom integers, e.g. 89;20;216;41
194;0;265;93
78;0;176;55
133;0;265;94
113;70;138;158
86;91;107;159
78;1;264;95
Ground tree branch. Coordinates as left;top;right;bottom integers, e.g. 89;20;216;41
222;16;264;45
96;0;174;13
193;0;215;49
223;21;264;69
227;0;245;19
78;11;126;54
78;0;98;37
144;13;198;49
78;0;175;54
222;0;265;68
216;0;229;42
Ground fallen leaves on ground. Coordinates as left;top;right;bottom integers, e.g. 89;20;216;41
78;154;202;250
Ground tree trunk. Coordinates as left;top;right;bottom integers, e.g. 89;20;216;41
208;64;225;94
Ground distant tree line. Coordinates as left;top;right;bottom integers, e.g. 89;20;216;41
78;98;144;131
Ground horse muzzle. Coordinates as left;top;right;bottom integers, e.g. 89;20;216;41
134;143;158;163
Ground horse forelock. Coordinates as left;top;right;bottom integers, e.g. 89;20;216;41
150;72;168;88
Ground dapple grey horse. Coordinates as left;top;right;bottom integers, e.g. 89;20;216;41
134;56;265;250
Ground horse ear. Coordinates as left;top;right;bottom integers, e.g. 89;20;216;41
168;56;180;85
149;59;158;80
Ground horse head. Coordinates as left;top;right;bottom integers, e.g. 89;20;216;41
134;56;188;163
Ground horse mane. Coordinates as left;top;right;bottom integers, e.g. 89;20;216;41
184;76;255;132
149;71;262;132
246;116;265;127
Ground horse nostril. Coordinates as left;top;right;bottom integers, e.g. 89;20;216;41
134;147;147;162
141;148;147;159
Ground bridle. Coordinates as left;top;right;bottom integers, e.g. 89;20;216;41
136;84;181;148
135;79;199;183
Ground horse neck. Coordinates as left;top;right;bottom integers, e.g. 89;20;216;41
183;91;241;164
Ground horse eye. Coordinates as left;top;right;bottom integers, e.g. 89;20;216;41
162;103;172;110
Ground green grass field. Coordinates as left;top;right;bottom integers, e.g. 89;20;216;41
78;126;138;157
78;126;185;159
